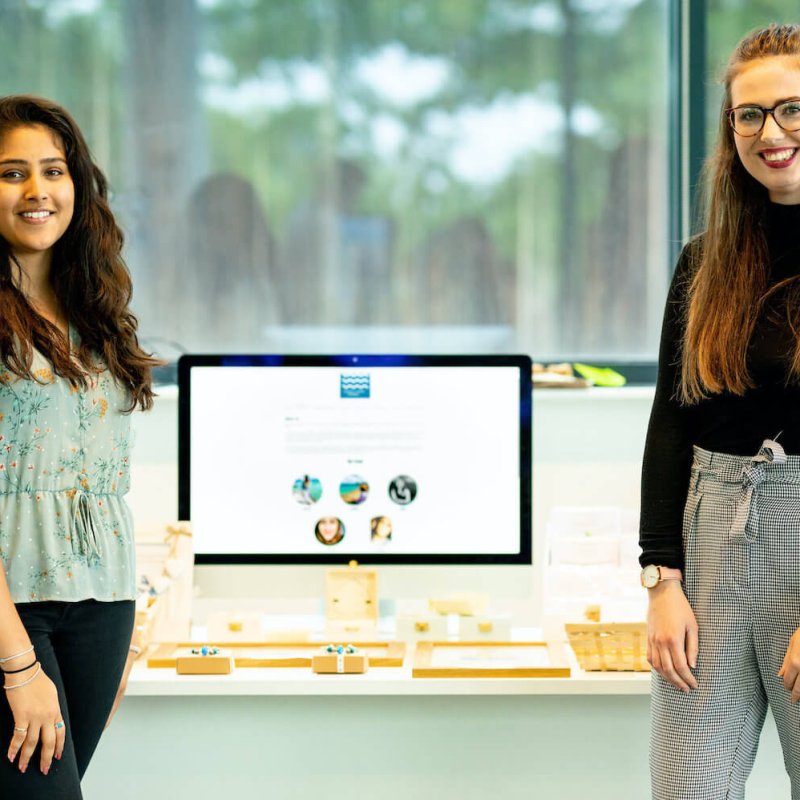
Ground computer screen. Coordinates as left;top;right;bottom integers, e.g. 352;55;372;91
178;354;532;564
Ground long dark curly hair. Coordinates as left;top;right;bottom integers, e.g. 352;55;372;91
0;94;159;411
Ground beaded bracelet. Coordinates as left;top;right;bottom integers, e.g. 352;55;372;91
0;645;34;665
324;644;358;654
190;646;220;656
2;661;37;676
4;662;41;691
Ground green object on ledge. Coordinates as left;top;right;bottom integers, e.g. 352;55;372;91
572;363;627;387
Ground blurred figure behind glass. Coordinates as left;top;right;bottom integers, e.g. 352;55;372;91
186;173;280;350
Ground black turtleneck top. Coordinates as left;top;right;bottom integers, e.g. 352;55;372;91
639;202;800;569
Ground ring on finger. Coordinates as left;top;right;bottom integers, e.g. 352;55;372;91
54;721;65;730
13;726;27;734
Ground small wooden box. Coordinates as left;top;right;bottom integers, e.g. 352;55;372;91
396;613;448;641
458;615;512;641
207;611;264;641
175;649;234;675
326;567;379;623
312;653;369;674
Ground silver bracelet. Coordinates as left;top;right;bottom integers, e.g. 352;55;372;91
4;662;41;691
0;645;34;665
129;645;142;656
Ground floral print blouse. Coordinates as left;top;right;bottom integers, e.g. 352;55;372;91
0;329;135;603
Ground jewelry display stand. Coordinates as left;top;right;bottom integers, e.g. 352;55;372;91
325;562;379;639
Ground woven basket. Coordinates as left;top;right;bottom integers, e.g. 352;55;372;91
565;622;650;672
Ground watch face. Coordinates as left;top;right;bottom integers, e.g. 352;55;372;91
641;565;660;588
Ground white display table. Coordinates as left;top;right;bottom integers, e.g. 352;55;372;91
126;660;650;696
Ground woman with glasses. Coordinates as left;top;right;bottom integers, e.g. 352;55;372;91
640;24;800;799
0;96;159;798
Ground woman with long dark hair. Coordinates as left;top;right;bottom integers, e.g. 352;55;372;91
0;95;158;797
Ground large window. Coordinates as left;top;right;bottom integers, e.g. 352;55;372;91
0;0;670;360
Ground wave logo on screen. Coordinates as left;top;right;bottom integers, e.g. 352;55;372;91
340;373;370;398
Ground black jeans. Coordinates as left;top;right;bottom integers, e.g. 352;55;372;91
0;599;134;800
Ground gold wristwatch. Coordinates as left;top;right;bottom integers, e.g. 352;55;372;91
640;564;683;589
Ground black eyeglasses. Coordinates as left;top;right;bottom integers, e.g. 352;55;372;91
726;100;800;136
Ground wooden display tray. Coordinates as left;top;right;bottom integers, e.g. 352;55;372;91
532;376;591;389
412;641;571;678
147;641;406;669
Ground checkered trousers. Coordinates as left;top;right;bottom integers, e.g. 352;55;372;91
651;439;800;800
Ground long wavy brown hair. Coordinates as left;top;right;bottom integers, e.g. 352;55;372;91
0;95;159;412
681;24;800;404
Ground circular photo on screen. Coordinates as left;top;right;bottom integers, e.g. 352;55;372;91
339;474;369;505
292;475;323;505
388;475;417;506
314;516;345;546
370;515;393;543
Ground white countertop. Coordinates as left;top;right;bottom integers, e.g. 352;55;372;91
127;667;649;696
127;643;651;697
